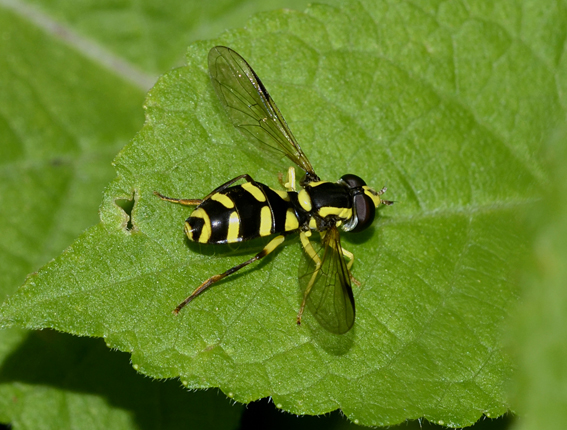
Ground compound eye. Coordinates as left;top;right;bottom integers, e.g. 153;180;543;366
350;193;375;233
340;174;366;189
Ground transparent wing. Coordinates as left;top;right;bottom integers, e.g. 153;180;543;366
299;226;355;334
208;46;317;177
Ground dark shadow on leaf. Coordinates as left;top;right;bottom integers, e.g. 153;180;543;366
0;330;241;430
308;322;355;356
342;220;381;246
240;397;515;430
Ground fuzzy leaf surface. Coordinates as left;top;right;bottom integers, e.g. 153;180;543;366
0;5;240;430
2;0;564;427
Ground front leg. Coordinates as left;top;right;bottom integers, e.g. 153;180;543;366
296;230;322;325
341;247;361;287
284;167;296;192
278;167;297;192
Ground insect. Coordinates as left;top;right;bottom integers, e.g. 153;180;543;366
155;46;392;334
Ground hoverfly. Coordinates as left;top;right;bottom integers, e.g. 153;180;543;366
155;46;392;334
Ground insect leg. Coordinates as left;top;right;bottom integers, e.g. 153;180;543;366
277;167;296;191
377;186;394;206
297;230;322;325
284;167;296;192
153;192;203;206
341;247;361;287
173;234;286;314
341;247;354;271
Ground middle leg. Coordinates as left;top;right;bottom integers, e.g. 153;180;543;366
174;235;286;314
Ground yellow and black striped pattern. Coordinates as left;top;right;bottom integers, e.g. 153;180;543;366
185;178;361;245
186;182;306;244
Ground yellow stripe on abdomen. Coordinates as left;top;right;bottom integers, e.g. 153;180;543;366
298;189;312;212
211;193;235;208
272;188;291;201
284;208;299;231
226;210;240;243
242;182;266;202
187;208;211;243
259;206;273;236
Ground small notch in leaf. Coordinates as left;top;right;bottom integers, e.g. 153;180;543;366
115;192;136;232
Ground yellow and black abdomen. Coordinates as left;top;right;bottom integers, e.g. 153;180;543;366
185;182;304;244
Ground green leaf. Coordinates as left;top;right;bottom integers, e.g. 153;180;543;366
0;330;242;430
1;0;563;427
0;10;143;290
21;0;335;73
0;5;241;430
509;125;567;430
